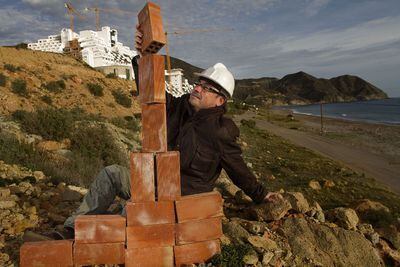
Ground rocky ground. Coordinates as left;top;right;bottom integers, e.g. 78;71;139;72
1;161;400;266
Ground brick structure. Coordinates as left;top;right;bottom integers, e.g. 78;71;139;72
19;2;223;266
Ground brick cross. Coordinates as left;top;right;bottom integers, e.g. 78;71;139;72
19;2;223;267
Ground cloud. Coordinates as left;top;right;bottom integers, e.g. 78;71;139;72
303;0;330;16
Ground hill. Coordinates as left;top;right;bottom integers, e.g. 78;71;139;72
0;47;140;117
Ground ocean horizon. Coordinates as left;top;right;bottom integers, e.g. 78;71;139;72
275;97;400;125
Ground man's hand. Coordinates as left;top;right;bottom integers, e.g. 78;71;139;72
264;192;283;203
135;24;143;57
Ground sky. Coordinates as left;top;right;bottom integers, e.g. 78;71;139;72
0;0;399;97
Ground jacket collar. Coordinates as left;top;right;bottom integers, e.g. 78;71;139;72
186;100;226;121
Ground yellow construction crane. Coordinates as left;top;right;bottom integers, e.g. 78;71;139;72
84;7;135;31
64;2;85;32
164;28;234;87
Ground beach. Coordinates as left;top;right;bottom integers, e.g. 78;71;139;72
234;108;400;194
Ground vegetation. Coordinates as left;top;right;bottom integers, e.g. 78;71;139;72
240;119;256;128
0;73;6;86
4;63;21;72
210;244;252;267
87;82;104;96
44;80;66;93
106;73;117;79
11;79;28;97
237;123;400;224
40;95;52;105
110;116;140;132
112;89;132;108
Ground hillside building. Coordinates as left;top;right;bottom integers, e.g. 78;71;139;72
28;27;193;93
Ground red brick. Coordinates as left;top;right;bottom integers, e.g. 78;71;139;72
176;217;222;245
125;246;174;267
141;104;167;152
126;224;175;248
126;201;175;226
74;242;125;266
20;240;73;267
156;151;181;201
175;191;223;223
138;2;166;54
174;239;221;267
74;215;126;243
139;54;165;104
130;152;155;201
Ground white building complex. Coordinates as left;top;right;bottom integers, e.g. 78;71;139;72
28;26;193;95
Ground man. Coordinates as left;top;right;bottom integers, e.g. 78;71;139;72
57;28;281;239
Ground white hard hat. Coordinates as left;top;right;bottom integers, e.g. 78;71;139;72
195;63;235;98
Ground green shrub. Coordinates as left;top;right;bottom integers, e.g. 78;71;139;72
112;89;132;108
106;73;117;79
4;64;20;72
87;83;104;96
240;119;256;128
210;244;252;267
11;79;28;97
70;124;126;167
0;73;6;86
110;116;140;132
12;108;74;141
41;95;52;105
44;80;66;93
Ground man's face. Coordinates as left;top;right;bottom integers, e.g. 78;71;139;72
189;80;226;112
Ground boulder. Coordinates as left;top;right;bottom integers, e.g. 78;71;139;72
354;199;390;214
247;235;278;251
323;179;335;188
283;192;310;213
326;207;359;230
234;190;252;204
242;249;259;266
308;180;321;190
281;218;383;266
249;198;292;221
379;225;400;250
222;220;250;244
262;251;274;266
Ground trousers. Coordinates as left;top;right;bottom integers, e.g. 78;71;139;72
64;164;130;229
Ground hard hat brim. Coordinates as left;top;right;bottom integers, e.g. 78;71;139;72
194;72;230;98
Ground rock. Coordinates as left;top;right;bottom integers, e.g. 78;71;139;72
379;225;400;250
247;236;278;251
281;218;383;267
249;198;292;221
222;220;250;244
55;149;73;158
309;180;321;190
234;190;252;204
67;185;88;195
326;207;359;230
240;221;266;235
220;234;231;246
283;192;310;213
61;188;82;202
266;174;276;181
354;199;390;214
0;200;16;209
33;171;45;181
48;213;66;224
262;251;274;266
378;239;400;265
315;210;325;223
242;249;259;265
0;188;11;199
323;179;335;188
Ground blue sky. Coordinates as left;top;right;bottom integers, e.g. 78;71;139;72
1;0;399;96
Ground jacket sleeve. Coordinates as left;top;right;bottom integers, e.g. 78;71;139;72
219;119;268;203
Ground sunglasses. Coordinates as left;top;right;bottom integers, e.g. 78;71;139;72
194;81;225;97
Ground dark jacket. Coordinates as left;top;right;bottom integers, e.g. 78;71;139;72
132;55;267;203
166;93;268;203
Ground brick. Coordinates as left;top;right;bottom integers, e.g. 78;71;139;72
130;152;155;201
74;215;126;243
176;217;222;245
20;240;73;267
174;239;221;267
141;103;167;152
175;191;223;223
139;54;165;104
156;151;181;201
126;201;175;226
74;242;125;266
125;246;174;267
126;224;175;248
138;2;166;54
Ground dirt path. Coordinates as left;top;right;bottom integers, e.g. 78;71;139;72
235;111;400;194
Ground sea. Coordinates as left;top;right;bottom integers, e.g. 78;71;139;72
274;98;400;125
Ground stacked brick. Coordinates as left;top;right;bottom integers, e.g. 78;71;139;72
19;2;223;266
